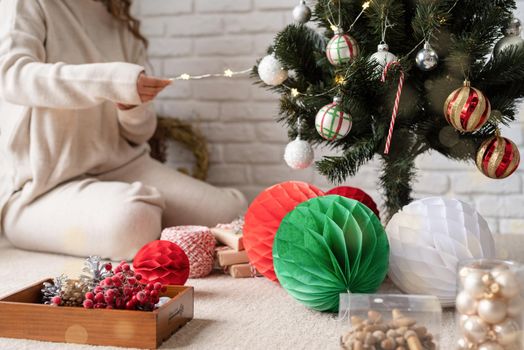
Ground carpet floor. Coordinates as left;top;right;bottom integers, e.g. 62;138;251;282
1;235;522;350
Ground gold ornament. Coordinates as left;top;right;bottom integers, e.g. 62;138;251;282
490;283;501;294
487;329;497;341
482;273;493;285
476;134;520;180
443;80;491;133
483;292;496;300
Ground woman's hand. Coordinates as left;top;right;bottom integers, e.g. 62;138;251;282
117;73;171;110
137;73;172;103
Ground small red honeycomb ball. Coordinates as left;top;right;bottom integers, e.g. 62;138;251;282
133;240;190;286
326;186;380;220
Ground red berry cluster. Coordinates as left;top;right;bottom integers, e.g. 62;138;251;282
82;261;166;311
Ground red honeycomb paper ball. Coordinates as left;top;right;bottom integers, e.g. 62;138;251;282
133;240;190;286
244;181;324;282
326;186;380;220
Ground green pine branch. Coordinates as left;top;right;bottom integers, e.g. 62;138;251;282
254;0;522;219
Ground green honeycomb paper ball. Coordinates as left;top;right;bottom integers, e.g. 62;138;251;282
273;195;389;312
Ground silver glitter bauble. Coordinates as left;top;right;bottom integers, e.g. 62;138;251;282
415;42;439;71
284;137;314;169
494;16;524;56
369;43;397;73
258;54;288;86
292;0;311;24
505;17;522;36
494;35;524;56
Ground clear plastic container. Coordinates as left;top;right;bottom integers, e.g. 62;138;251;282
456;259;524;350
339;293;442;350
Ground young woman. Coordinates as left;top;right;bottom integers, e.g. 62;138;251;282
0;0;247;260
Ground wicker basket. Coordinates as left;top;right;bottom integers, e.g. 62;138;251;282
148;117;209;181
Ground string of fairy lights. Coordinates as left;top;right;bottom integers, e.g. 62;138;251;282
166;1;371;90
169;68;252;81
166;0;459;98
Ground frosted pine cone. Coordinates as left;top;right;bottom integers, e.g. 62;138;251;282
41;275;67;305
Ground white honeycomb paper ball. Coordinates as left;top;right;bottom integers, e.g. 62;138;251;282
386;197;496;306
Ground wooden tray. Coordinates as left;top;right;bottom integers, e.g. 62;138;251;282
0;279;194;349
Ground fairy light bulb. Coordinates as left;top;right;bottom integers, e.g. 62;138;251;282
335;75;346;85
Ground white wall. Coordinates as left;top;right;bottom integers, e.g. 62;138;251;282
135;0;524;234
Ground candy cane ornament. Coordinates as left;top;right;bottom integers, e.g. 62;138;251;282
381;61;405;154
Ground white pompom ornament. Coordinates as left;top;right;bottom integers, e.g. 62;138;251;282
258;54;288;86
284;137;314;170
386;197;496;306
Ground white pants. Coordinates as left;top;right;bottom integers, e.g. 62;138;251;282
2;154;247;260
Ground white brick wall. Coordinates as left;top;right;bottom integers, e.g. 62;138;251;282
136;0;524;233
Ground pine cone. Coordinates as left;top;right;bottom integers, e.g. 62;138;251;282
41;275;67;304
79;256;113;292
61;279;87;307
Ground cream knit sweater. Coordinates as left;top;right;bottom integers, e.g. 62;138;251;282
0;0;156;231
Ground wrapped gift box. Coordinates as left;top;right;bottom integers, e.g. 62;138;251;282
210;227;244;251
227;263;261;278
216;247;249;266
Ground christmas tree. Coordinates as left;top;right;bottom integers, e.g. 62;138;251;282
255;0;523;219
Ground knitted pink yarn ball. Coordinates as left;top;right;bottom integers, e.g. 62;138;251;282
161;226;216;278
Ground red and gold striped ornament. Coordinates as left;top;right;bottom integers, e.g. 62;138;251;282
476;134;520;179
315;96;352;141
326;28;359;66
443;81;491;133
